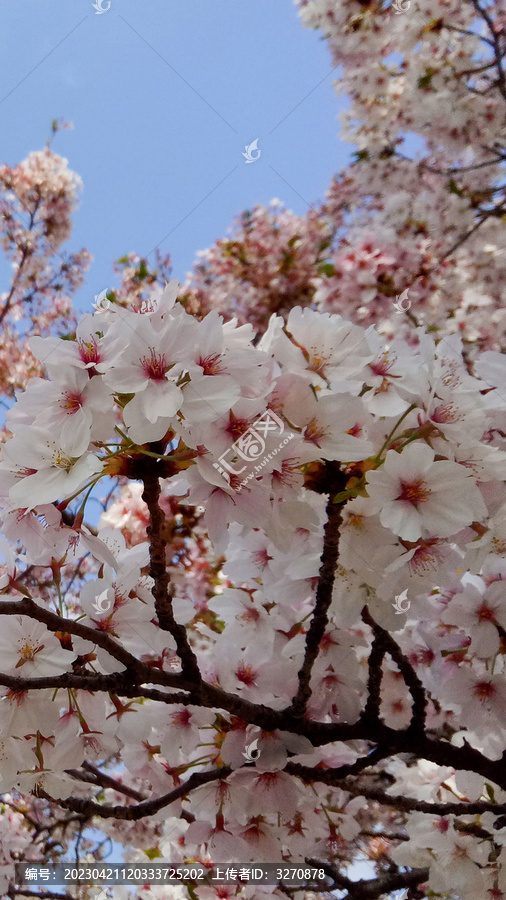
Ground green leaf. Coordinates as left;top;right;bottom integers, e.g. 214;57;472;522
418;69;434;89
485;783;496;803
332;489;354;504
448;178;464;197
115;393;135;408
137;260;149;280
318;262;335;277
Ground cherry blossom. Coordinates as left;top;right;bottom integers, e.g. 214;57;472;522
1;2;506;896
365;442;488;541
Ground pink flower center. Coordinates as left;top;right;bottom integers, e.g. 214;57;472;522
236;663;257;685
199;353;224;375
476;602;496;623
304;419;326;445
257;771;281;789
61;391;84;413
226;416;250;441
140;349;169;381
78;338;101;365
431;403;460;424
413;648;435;667
171;709;192;728
473;680;497;702
396;478;431;507
253;548;272;568
241;607;260;623
409;540;444;574
322;674;338;693
307;352;329;377
273;457;299;486
370;352;396;378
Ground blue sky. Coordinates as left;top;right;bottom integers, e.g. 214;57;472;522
0;0;351;315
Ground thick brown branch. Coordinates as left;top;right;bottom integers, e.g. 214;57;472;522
0;598;144;674
339;778;506;818
141;465;201;683
286;745;391;784
65;762;146;802
42;766;231;820
304;858;429;899
0;669;189;702
361;633;386;726
4;609;506;799
4;656;506;792
288;462;348;716
362;606;427;733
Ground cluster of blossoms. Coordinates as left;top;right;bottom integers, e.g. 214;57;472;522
0;277;506;897
295;0;506;351
181;201;335;333
1;1;506;897
183;0;506;356
0;131;90;400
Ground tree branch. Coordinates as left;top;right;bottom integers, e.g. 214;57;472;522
141;464;201;683
361;606;427;734
41;765;231;821
339;778;506;818
304;858;429;899
65;762;146;802
0;598;144;675
468;0;506;103
288;462;348;717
